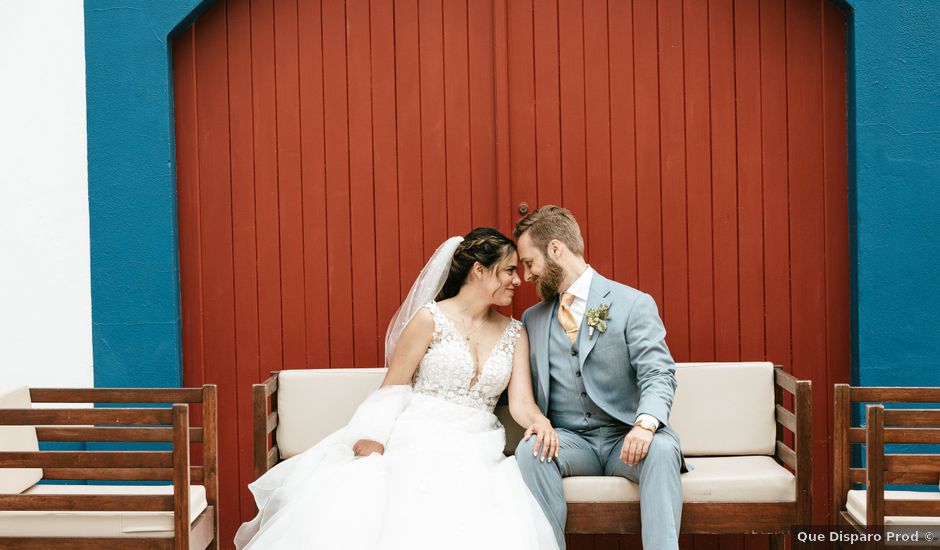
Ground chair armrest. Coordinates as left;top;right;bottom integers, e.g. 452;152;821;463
253;373;280;479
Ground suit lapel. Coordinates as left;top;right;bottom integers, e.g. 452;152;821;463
536;302;552;402
578;273;612;368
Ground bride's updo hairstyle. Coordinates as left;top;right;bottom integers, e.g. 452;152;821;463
436;227;516;300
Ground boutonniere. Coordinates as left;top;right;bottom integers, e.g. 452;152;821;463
586;303;610;339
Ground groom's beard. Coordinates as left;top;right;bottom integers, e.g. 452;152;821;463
535;257;564;302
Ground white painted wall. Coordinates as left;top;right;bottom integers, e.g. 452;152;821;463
0;2;93;390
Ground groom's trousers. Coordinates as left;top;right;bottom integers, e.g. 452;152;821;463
515;425;683;550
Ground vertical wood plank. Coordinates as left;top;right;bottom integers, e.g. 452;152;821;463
823;1;851;520
608;0;638;287
684;0;715;362
225;0;260;521
507;0;539;313
194;2;239;541
394;0;425;294
371;0;402;355
322;0;355;367
443;0;472;234
468;0;497;228
347;0;379;368
534;0;563;207
419;0;448;255
249;0;284;380
583;0;613;279
298;0;331;368
174;28;206;391
735;0;765;367
709;0;739;362
633;0;663;302
558;0;588;228
760;0;792;372
494;0;515;307
657;0;690;361
787;0;829;524
274;0;307;371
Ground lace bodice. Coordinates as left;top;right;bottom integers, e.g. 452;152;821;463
412;302;522;412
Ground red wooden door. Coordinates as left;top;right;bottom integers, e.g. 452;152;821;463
173;1;848;548
501;3;849;550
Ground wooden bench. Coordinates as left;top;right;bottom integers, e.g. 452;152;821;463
834;385;940;536
254;362;811;546
0;385;219;550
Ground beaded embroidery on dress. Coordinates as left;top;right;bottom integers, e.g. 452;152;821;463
413;301;521;412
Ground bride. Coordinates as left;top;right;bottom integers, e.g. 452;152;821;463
235;228;561;549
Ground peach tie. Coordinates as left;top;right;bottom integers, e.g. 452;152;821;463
557;292;579;344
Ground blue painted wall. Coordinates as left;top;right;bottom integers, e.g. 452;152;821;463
844;0;940;387
84;0;212;389
84;0;939;391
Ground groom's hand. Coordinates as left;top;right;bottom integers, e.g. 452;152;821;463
353;439;385;457
620;427;653;465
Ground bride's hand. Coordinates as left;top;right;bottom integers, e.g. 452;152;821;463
353;439;385;457
523;417;559;462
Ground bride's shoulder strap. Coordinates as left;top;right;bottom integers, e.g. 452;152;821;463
497;318;523;357
507;318;523;341
423;301;447;340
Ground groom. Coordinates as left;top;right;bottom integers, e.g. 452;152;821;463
513;205;685;550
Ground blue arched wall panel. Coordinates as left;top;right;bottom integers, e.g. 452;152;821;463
843;0;940;387
84;0;213;388
85;0;939;390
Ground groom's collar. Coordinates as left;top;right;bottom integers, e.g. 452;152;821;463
562;265;594;302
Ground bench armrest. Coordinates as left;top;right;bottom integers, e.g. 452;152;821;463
773;366;812;525
253;373;280;479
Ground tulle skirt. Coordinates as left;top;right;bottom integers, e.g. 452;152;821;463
234;392;559;550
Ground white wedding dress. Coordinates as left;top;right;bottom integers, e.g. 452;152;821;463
235;302;559;550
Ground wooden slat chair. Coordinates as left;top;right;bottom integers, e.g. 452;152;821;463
834;385;940;536
253;362;812;547
0;385;218;550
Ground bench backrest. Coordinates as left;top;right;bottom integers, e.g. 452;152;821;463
0;386;42;494
276;362;777;459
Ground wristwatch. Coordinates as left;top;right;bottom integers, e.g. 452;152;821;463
636;417;657;433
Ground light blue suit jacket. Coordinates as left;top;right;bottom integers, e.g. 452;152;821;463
522;272;679;432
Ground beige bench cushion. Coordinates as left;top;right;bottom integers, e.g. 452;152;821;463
564;456;795;503
275;362;779;459
277;369;385;458
671;362;777;456
0;484;207;537
846;489;940;526
0;386;42;494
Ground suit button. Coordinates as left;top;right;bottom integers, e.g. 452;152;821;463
576;371;582;377
581;392;587;398
570;349;577;356
585;412;592;418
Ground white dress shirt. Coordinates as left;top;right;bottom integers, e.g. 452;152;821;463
561;266;661;431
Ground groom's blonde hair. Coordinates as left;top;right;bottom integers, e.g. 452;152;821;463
513;205;584;257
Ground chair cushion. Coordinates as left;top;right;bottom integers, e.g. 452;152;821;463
0;386;42;494
671;362;777;456
563;456;795;503
0;484;207;537
845;489;940;526
277;369;385;459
